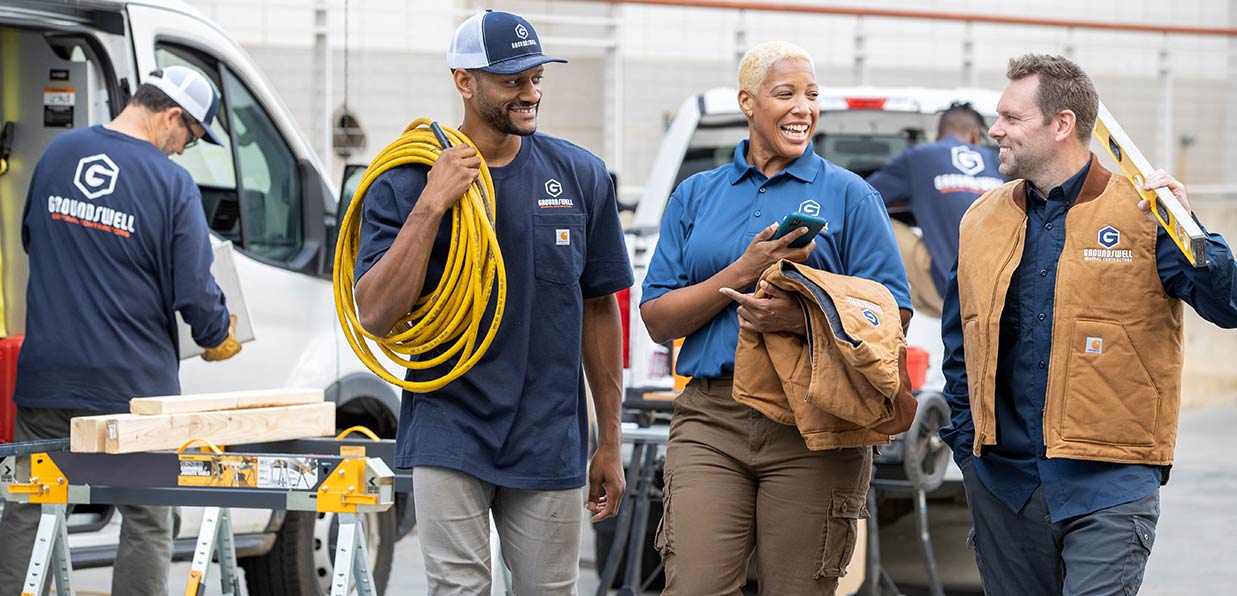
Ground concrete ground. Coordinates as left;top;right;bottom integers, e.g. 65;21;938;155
67;402;1237;594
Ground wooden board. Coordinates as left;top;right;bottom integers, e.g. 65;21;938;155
69;416;109;453
129;387;324;415
71;402;336;454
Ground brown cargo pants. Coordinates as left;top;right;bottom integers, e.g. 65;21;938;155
657;377;872;595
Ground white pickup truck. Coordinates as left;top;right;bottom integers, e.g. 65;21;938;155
0;1;408;594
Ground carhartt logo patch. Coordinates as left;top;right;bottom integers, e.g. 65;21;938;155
1085;337;1103;354
862;309;879;326
556;229;570;245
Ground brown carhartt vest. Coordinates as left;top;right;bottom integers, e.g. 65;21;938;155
957;155;1183;465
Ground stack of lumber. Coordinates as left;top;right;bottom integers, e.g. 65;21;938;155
70;388;334;454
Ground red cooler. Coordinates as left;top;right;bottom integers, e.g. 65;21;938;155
0;335;23;443
906;345;929;392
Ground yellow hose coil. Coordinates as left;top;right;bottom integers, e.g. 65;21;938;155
334;119;505;392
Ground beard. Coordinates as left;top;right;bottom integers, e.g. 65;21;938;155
477;98;538;137
999;144;1050;182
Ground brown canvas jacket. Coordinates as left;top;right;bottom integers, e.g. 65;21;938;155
733;260;912;450
956;154;1183;465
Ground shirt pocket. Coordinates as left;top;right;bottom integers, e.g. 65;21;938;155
532;212;586;285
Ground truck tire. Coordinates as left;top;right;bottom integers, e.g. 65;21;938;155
241;507;396;595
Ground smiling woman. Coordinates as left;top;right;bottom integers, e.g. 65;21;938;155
738;42;819;178
638;40;914;595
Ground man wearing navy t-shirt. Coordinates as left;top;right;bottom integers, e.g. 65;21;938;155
353;10;632;594
868;102;1004;316
0;66;240;593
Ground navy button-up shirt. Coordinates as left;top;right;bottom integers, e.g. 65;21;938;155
642;140;912;378
939;160;1237;522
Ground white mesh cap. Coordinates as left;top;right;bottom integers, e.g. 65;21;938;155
447;10;566;75
145;66;223;145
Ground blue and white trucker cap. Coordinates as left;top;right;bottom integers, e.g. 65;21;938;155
145;65;224;146
447;10;567;75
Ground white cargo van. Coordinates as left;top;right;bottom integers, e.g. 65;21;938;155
0;1;406;593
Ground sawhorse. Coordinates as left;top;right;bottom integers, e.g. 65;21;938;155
1;430;395;596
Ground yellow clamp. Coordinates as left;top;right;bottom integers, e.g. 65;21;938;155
176;438;224;454
335;425;380;456
6;453;68;504
317;457;379;513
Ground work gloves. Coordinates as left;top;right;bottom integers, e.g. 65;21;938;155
201;314;242;361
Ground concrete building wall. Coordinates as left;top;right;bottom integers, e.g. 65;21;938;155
193;1;1236;186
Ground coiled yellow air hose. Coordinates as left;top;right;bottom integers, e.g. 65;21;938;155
334;119;506;392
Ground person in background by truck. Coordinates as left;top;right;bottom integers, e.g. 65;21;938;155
351;10;631;594
940;54;1237;596
639;41;915;594
867;101;1004;317
0;65;240;593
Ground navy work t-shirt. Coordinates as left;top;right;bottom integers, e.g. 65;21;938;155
355;132;633;490
867;136;1004;296
16;126;230;412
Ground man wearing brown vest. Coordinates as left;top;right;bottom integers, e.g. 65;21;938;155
938;54;1237;595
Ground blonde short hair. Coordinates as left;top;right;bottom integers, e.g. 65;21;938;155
738;41;815;94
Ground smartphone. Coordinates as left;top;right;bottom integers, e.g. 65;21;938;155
772;212;827;249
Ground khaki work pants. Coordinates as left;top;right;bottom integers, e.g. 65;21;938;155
891;219;942;319
412;466;583;596
657;378;872;595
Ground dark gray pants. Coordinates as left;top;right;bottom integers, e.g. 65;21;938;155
961;460;1159;596
0;407;175;596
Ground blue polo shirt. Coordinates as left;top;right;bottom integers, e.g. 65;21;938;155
939;160;1237;522
16;126;230;412
867;136;1004;296
354;132;632;490
641;140;912;378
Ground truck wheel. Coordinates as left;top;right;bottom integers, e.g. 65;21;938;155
241;507;396;595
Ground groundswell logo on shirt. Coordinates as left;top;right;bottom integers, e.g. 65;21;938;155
934;146;1002;194
74;154;119;199
537;178;575;209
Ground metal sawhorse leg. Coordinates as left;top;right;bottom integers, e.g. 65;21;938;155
184;506;240;596
22;503;74;596
330;512;376;596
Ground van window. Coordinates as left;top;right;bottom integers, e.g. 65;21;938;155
156;44;303;264
222;68;302;261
